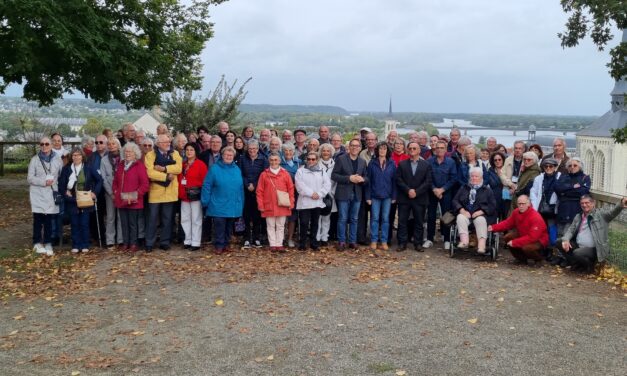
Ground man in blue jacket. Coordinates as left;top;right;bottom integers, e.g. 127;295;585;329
426;140;458;250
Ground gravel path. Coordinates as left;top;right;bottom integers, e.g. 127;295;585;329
1;244;625;376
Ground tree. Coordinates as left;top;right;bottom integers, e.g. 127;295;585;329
0;0;225;109
163;75;251;134
81;118;105;137
558;0;627;143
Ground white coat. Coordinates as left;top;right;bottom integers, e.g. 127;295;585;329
27;154;62;214
295;167;331;210
530;172;561;212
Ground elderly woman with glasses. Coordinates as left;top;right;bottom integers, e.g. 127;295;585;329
530;157;562;260
113;142;149;252
452;166;496;253
58;148;103;253
296;152;332;251
511;151;541;211
487;151;508;220
280;143;301;247
28;137;63;256
101;137;124;249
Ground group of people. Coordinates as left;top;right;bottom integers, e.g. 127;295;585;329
28;123;626;272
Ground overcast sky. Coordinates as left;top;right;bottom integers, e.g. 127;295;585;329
199;0;620;116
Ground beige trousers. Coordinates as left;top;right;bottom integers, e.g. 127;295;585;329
456;214;488;239
266;216;287;247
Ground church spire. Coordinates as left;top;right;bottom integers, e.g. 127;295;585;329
610;29;627;112
388;95;393;117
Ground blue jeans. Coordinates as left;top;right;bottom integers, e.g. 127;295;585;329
32;213;53;245
336;192;361;243
51;201;64;241
70;209;91;249
213;217;234;250
370;198;391;243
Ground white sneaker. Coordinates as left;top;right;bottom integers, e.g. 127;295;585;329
253;240;263;248
444;241;451;250
287;239;296;248
477;248;486;254
44;243;54;256
71;248;80;254
243;240;251;249
34;243;46;254
81;248;89;253
422;240;433;249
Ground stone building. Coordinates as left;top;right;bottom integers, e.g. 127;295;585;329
576;30;627;200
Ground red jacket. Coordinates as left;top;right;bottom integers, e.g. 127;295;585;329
391;152;409;167
491;206;548;248
178;159;208;202
113;160;150;209
256;168;295;218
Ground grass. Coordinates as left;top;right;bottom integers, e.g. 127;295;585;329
367;362;397;373
2;162;29;174
608;226;627;271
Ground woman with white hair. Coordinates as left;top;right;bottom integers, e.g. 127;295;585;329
316;143;337;246
113;142;149;252
28;136;63;255
511;151;541;211
452;166;496;253
101;136;124;249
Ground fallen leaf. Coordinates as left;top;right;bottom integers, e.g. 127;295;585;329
467;318;478;324
53;303;64;307
267;354;274;361
131;331;145;336
157;319;166;323
396;371;407;376
9;330;19;336
71;371;81;376
497;297;504;302
13;315;24;320
215;299;224;306
254;357;264;363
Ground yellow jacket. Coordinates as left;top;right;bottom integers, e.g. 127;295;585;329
145;149;183;203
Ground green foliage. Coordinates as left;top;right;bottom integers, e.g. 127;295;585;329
0;0;226;109
81;118;105;137
610;125;627;143
558;0;627;81
163;75;251;134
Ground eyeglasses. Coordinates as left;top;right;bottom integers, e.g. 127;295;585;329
517;202;529;206
408;147;418;150
95;141;105;145
493;158;503;162
307;158;317;161
39;142;50;146
523;158;534;161
435;146;446;149
142;144;152;147
349;144;361;148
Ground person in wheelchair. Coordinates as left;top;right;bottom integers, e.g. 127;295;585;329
451;167;496;254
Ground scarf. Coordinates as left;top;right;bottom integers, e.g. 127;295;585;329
68;163;84;190
305;164;321;172
38;151;53;163
469;184;482;207
124;160;134;171
108;151;120;173
270;167;281;175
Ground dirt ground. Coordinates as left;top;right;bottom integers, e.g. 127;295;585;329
1;175;625;375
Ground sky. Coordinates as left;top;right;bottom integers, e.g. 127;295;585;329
198;0;619;116
2;0;620;116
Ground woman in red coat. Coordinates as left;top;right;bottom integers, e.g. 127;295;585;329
178;143;208;251
113;142;150;252
256;152;295;252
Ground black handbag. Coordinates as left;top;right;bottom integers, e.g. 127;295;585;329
538;195;555;215
186;187;201;201
320;194;333;216
52;190;64;205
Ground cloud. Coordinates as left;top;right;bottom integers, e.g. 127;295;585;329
200;0;616;115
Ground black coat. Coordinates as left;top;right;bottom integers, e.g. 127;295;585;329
395;159;432;205
451;184;497;225
331;153;368;201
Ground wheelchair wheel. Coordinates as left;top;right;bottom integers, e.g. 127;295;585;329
449;225;457;258
491;233;499;261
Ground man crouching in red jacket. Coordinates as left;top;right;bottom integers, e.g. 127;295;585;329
488;195;548;264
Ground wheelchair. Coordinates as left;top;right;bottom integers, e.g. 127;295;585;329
449;217;500;261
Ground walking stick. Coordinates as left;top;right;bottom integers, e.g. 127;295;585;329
94;197;102;248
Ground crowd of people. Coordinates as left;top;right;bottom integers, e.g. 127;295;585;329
28;123;626;272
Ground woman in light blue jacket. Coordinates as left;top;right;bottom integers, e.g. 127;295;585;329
201;147;244;254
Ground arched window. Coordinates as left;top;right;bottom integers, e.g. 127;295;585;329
594;150;605;190
584;149;595;186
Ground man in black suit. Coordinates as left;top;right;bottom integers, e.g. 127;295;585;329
396;142;432;252
331;139;368;250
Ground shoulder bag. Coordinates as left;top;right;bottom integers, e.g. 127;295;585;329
269;175;291;207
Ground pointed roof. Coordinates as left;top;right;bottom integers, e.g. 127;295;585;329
578;29;626;138
388;96;393;117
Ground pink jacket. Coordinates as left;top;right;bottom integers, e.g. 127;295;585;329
256;168;295;218
113;160;150;209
